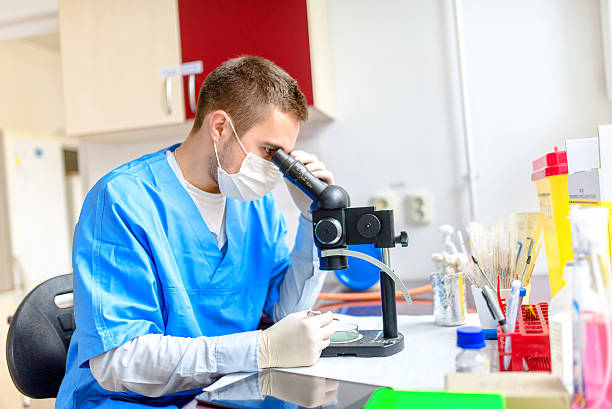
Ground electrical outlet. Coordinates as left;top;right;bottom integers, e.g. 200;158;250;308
405;191;432;224
370;192;396;210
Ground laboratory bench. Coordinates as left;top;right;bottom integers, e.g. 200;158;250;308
277;313;483;390
175;275;557;408
179;314;521;409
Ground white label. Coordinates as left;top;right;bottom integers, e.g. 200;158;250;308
601;125;612;169
568;169;602;201
550;313;574;394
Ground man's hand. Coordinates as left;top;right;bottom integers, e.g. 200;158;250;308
286;151;335;221
258;311;336;368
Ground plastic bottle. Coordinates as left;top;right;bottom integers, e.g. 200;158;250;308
455;326;490;373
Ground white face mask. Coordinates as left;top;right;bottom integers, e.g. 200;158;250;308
214;117;283;201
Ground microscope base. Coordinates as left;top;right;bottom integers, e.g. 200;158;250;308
321;330;404;357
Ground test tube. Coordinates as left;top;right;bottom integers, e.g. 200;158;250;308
515;287;527;323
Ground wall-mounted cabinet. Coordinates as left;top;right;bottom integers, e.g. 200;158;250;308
58;0;334;138
58;0;186;137
0;38;64;134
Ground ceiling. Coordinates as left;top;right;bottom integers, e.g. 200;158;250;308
0;0;58;42
24;31;59;52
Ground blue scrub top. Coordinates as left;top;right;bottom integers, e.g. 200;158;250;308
55;145;291;409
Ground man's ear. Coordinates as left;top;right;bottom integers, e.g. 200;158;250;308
208;110;229;144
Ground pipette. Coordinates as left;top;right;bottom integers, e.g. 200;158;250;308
503;280;522;369
472;255;494;288
472;254;508;333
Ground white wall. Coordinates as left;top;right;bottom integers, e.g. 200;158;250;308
78;0;612;282
463;0;612;221
298;0;468;281
294;0;612;281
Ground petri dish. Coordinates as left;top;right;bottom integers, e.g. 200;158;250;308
330;322;360;343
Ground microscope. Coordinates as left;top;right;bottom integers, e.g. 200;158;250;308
272;150;411;357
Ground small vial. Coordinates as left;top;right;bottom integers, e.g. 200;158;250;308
455;326;490;373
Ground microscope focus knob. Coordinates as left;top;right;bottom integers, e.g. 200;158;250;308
356;214;381;238
314;218;343;245
395;231;409;247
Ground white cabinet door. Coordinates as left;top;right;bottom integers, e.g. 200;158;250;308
59;0;185;136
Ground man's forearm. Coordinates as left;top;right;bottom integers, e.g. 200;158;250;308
273;215;327;322
89;331;259;397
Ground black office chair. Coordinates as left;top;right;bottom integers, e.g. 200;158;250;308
6;274;75;399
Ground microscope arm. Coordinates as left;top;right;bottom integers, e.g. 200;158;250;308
319;248;413;305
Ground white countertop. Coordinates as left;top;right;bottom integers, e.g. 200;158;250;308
278;313;481;390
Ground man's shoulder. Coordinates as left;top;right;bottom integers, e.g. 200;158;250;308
86;149;170;207
107;149;166;184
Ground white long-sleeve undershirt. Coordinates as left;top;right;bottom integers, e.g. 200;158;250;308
89;214;326;397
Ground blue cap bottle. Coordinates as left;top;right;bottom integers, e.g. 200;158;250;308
456;326;489;373
456;326;486;349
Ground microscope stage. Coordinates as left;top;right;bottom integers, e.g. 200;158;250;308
321;330;404;357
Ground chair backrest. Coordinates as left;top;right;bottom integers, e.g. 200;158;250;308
6;274;74;399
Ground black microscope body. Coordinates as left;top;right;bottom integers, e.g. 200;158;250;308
272;149;409;357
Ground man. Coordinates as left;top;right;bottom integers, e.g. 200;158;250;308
55;56;337;408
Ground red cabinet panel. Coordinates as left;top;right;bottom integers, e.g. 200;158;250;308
178;0;314;119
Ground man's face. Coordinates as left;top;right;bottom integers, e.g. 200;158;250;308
217;108;299;175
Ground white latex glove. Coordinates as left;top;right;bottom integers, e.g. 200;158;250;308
258;311;336;368
286;151;335;221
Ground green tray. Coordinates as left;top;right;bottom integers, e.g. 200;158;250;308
364;388;506;409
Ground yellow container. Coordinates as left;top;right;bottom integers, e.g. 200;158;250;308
603;201;612;260
532;148;573;298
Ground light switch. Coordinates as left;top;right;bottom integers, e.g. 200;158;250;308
405;191;432;224
370;192;396;210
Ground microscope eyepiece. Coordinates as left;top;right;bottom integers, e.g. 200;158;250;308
271;149;327;201
271;149;350;210
269;149;294;173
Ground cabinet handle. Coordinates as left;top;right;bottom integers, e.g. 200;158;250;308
181;60;203;114
188;74;197;113
165;77;173;115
